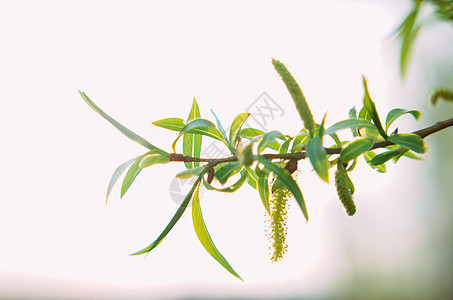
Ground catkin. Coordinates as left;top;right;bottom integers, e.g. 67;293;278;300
272;59;315;133
267;186;290;262
334;165;356;216
430;88;453;105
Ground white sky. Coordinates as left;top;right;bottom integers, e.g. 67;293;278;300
1;1;447;299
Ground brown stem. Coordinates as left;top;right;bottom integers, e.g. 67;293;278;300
169;117;453;164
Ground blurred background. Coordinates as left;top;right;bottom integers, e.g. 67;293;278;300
1;0;452;299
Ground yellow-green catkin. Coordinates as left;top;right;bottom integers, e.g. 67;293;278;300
334;164;356;216
267;186;290;262
430;88;453;105
272;59;315;133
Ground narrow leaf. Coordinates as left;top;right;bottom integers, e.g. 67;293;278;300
358;106;372;121
192;185;242;280
211;109;229;145
214;162;243;185
340;139;374;163
387;133;426;153
255;165;270;215
362;76;388;139
152;118;185;132
369;150;400;166
121;154;147;198
306;136;329;182
257;156;308;222
240;128;263;139
385;108;421;132
394;3;421;76
176;165;209;179
131;176;203;256
245;166;257;189
183;99;202;169
324;119;376;136
229;113;250;147
258;131;285;153
139;151;170;168
172;119;225;152
203;170;247;193
79;91;164;152
363;151;386;172
106;157;138;203
279;138;292;154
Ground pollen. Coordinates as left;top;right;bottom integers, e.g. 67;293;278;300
267;186;291;262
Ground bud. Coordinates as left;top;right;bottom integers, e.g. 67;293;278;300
236;139;254;167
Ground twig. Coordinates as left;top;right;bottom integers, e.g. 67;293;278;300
169;117;453;164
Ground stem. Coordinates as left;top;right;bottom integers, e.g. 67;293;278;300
169;117;453;164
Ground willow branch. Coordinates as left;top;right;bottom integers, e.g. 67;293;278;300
169;117;453;165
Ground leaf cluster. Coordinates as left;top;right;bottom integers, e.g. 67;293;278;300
80;58;436;279
395;0;453;76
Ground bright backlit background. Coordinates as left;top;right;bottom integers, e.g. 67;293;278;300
1;1;453;299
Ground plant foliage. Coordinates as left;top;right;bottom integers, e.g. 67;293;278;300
80;56;453;279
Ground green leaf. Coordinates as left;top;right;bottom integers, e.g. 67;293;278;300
324;119;376;136
183;99;202;169
152;118;185;132
214;162;243;185
345;171;355;195
239;128;281;151
306;136;329;182
192;185;242;280
399;24;422;76
229;112;250;148
121;153;147;198
349;106;357;119
279;138;292;154
131;175;203;256
240;128;263;139
358;106;372;121
176;165;209;179
245;166;257;189
348;106;360;137
172;119;225;152
203;169;248;192
255;165;270;215
363;151;386;172
318;113;327;137
211;109;229;145
139;151;170;168
291;130;309;152
79;91;165;153
258;131;285;153
362;76;388;139
401;149;423;160
257;156;308;221
387;133;426;153
340;139;374;163
385;108;421;132
369;150;400;166
329;132;343;148
106;157;138;203
395;3;422;77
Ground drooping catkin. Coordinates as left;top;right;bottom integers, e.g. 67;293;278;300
267;186;290;262
334;164;356;216
272;59;315;133
430;88;453;105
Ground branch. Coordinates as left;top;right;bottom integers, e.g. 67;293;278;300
169;117;453;164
